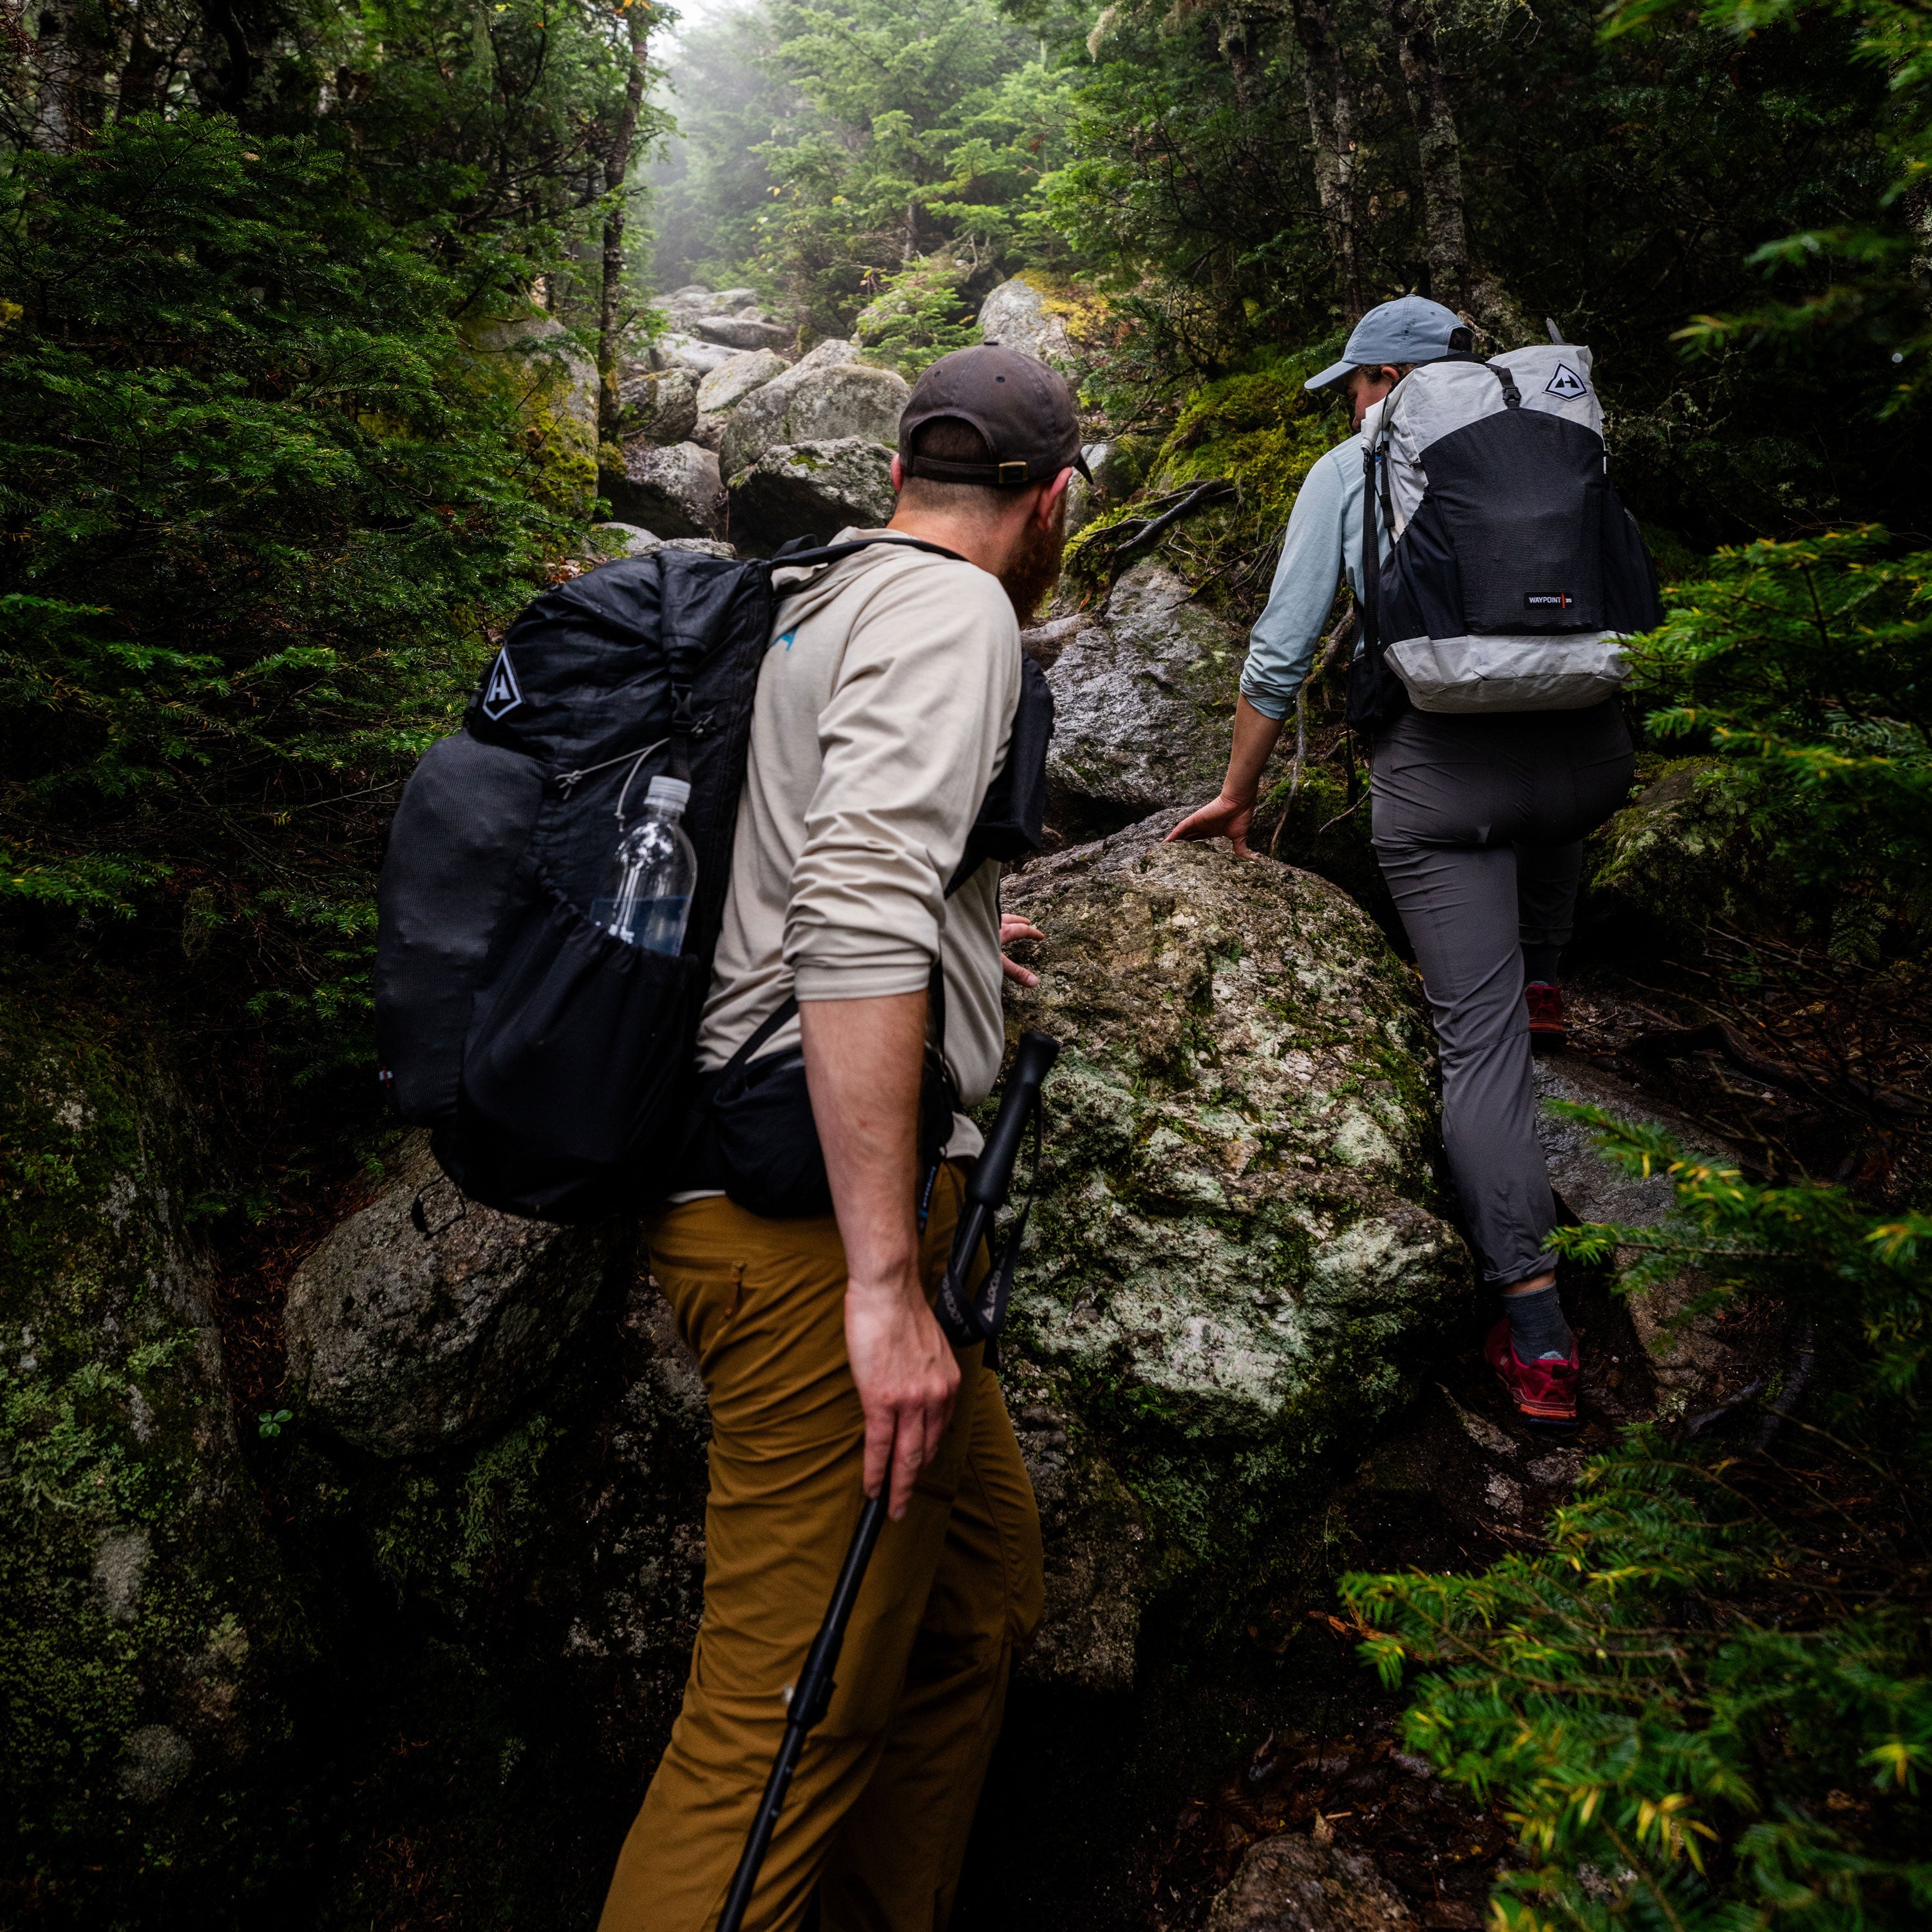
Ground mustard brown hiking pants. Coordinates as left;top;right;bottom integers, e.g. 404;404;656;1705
598;1162;1045;1932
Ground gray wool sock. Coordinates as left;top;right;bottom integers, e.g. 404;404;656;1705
1505;1284;1574;1362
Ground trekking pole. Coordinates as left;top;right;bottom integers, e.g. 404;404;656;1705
714;1029;1060;1932
714;1488;888;1932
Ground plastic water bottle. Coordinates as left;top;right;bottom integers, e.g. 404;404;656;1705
596;776;696;954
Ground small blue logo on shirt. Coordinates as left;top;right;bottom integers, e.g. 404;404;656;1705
774;629;798;652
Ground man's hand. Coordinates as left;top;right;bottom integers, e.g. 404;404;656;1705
999;913;1045;987
1167;792;1258;857
801;990;960;1519
844;1269;960;1516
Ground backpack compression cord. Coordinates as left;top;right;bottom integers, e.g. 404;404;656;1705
713;1031;1061;1932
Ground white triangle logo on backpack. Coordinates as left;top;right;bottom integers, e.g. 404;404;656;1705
481;649;523;721
1546;362;1587;400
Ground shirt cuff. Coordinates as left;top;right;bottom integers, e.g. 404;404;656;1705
791;958;934;1001
1237;674;1293;722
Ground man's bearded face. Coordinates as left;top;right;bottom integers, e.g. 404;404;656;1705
999;489;1069;626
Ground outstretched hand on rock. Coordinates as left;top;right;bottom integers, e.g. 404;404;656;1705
999;914;1046;987
1166;793;1259;858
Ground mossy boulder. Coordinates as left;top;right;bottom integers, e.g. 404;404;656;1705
464;310;601;515
1061;346;1346;600
0;999;297;1900
1001;815;1470;1566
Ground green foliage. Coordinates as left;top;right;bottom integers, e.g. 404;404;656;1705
1627;531;1932;932
651;0;1076;332
1347;1108;1932;1932
1604;0;1931;412
0;114;569;1063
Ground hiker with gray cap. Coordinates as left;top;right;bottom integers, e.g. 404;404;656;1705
1170;295;1661;1430
597;343;1085;1932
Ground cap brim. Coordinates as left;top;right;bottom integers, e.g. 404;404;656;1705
1303;358;1353;393
1072;448;1093;483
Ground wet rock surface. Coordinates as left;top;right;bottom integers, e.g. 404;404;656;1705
283;1132;623;1455
1206;1835;1416;1932
1535;1052;1761;1412
605;438;727;537
719;355;909;480
726;437;896;552
1043;561;1286;840
1005;1361;1144;1694
1000;814;1468;1534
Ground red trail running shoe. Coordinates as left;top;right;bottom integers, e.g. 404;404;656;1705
1525;980;1566;1053
1485;1318;1579;1428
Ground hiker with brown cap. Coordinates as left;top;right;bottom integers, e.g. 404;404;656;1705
596;344;1088;1932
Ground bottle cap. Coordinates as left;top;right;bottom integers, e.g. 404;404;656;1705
645;776;692;813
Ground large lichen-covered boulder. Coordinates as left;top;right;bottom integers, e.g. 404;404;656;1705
978;274;1085;372
697;348;787;417
283;1133;623;1457
605;438;728;538
690;312;793;352
0;1003;295;1891
719;355;910;481
1043;560;1289;840
726;438;896;554
618;365;700;444
1001;816;1468;1550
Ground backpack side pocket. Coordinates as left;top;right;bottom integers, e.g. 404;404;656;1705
460;875;706;1171
376;732;545;1125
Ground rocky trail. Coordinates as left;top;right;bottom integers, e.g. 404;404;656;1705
4;280;1826;1931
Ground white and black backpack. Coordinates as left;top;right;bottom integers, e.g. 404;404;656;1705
1350;341;1663;728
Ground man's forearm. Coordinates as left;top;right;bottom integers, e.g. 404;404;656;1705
800;989;926;1287
800;987;958;1517
1222;693;1287;803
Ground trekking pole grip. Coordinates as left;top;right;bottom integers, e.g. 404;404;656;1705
965;1032;1060;1210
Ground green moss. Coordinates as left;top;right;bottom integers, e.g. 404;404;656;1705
0;992;293;1899
370;1412;565;1607
1061;345;1350;604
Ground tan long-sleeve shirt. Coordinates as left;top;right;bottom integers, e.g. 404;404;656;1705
696;530;1021;1157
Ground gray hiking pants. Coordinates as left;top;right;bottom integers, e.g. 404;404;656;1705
1370;701;1634;1288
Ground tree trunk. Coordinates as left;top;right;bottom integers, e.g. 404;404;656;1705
1290;0;1367;323
118;0;166;119
1385;0;1531;346
599;0;652;445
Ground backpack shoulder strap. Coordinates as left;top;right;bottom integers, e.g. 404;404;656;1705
764;535;969;573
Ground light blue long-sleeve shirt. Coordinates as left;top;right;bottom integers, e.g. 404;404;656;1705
1237;437;1364;721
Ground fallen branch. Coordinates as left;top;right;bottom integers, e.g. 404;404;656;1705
1099;478;1235;560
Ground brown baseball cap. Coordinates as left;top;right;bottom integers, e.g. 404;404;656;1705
898;344;1092;488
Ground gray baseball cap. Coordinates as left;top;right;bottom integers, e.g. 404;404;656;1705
1305;296;1466;392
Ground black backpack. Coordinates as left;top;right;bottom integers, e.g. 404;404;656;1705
375;537;1050;1224
1349;344;1663;733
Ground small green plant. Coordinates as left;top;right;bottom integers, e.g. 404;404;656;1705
1343;1109;1932;1931
257;1410;293;1440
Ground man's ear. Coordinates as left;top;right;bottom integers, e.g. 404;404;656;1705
890;453;906;493
1036;467;1074;530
